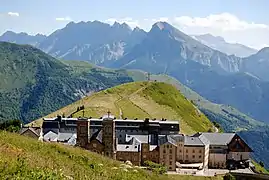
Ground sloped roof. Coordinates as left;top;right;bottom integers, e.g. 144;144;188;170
58;133;74;142
90;129;103;143
158;135;177;146
200;133;235;146
66;134;77;146
184;136;206;146
170;134;184;142
43;131;58;142
20;127;40;137
126;134;151;144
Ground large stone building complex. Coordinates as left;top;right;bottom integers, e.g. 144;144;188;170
38;114;252;171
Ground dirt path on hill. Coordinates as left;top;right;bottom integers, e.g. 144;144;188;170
114;82;151;119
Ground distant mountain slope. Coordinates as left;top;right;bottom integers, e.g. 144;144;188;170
38;82;214;135
38;21;146;66
0;42;133;123
0;31;46;46
193;34;257;57
242;47;269;81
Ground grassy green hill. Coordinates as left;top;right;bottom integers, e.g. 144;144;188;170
125;71;269;169
35;81;214;134
0;131;224;180
0;42;133;123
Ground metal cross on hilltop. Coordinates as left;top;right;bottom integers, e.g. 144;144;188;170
107;110;111;118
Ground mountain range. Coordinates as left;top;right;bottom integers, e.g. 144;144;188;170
0;31;46;46
193;34;258;58
2;21;269;125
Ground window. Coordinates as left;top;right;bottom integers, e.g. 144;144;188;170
163;149;166;153
199;155;202;159
169;149;172;154
186;149;188;153
199;150;202;153
169;167;172;170
179;150;182;153
186;155;188;158
192;155;195;159
167;145;169;148
193;150;195;153
170;161;172;165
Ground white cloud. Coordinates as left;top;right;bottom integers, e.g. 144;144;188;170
105;17;139;29
168;13;269;49
55;17;72;22
158;17;169;22
172;13;268;31
7;12;19;17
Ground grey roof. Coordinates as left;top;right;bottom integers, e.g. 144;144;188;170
58;133;75;142
170;134;184;142
158;135;177;146
90;129;103;143
43;131;58;141
199;133;235;146
184;136;205;146
20;127;40;137
66;134;77;146
126;134;151;144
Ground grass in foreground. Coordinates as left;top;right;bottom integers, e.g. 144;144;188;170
252;161;269;174
0;131;224;180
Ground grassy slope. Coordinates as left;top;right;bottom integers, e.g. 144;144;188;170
252;161;269;174
0;131;224;180
34;82;214;135
0;43;133;123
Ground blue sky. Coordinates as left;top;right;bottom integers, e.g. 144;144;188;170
1;0;269;48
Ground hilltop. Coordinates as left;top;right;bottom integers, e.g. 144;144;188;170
37;82;214;135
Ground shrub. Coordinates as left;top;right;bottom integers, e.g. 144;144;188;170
0;120;21;132
224;173;236;180
143;161;167;175
259;161;265;167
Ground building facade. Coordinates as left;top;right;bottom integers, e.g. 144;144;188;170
41;115;252;171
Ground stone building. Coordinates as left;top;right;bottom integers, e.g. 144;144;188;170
42;114;252;171
193;132;253;169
